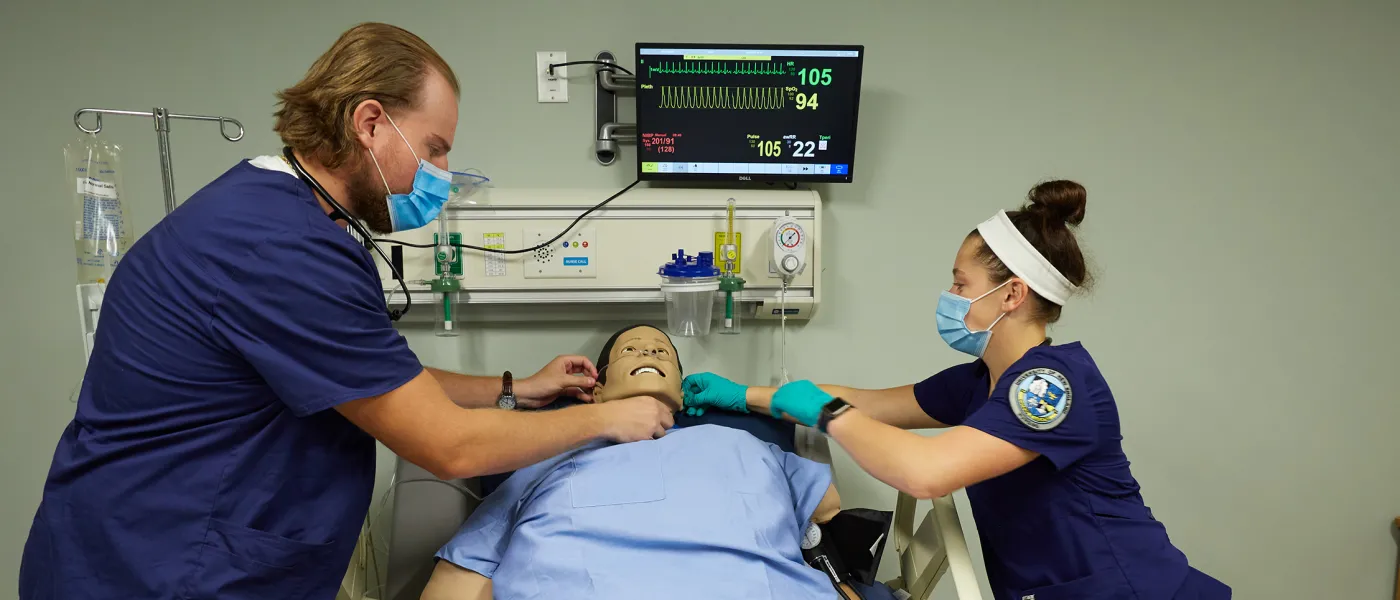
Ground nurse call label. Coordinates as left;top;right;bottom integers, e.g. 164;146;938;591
1010;368;1072;431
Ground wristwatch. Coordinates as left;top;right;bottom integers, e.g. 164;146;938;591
817;397;853;434
496;371;517;410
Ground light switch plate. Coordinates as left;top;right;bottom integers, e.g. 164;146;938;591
537;51;567;103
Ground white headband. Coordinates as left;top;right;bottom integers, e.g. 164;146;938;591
976;210;1077;305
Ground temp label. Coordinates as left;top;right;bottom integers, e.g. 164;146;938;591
563;257;589;266
772;308;801;315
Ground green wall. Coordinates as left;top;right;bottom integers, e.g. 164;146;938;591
2;1;1398;598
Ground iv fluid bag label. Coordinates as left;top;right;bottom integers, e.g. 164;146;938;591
77;177;118;199
80;194;125;244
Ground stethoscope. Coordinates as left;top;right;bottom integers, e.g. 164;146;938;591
282;146;411;321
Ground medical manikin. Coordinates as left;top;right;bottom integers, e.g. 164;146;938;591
420;325;851;600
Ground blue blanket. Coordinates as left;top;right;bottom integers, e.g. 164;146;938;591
437;425;836;600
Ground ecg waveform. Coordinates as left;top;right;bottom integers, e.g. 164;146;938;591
658;86;786;110
648;61;788;77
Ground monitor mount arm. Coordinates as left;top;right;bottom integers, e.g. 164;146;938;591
594;51;637;165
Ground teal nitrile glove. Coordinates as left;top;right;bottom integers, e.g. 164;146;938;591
682;373;749;417
770;380;831;427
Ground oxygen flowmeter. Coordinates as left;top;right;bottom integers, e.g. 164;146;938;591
432;230;463;337
718;198;745;335
431;170;488;337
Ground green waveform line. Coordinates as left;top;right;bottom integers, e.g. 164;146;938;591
647;61;788;77
658;86;786;110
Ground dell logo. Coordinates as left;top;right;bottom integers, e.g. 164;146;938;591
739;176;752;181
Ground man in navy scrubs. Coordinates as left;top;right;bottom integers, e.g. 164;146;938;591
19;23;672;600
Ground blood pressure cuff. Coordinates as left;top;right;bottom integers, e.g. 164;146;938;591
479;401;797;496
819;508;895;587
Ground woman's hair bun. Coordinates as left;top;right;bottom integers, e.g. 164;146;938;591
1025;180;1087;226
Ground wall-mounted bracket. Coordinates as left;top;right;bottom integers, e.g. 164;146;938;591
594;51;637;165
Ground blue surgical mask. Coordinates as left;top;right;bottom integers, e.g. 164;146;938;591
368;114;452;232
935;281;1010;357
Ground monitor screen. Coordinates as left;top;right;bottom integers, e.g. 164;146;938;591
635;43;864;183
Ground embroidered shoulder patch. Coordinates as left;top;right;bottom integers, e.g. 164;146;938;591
1009;368;1072;431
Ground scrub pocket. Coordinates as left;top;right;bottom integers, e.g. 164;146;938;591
181;519;334;599
568;441;666;507
1015;569;1134;600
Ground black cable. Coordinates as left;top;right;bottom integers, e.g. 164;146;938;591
373;180;641;255
548;60;635;77
281;147;412;321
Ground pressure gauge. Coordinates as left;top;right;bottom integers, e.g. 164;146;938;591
801;521;823;550
772;215;807;281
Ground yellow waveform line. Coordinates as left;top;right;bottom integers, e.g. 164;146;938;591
658;86;786;110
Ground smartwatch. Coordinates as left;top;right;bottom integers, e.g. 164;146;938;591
817;398;853;434
497;371;517;410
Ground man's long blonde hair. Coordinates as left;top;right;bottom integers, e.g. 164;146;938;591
274;23;459;170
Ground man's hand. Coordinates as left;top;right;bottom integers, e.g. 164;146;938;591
516;355;599;408
592;396;675;443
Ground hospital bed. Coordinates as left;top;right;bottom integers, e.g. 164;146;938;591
380;416;983;600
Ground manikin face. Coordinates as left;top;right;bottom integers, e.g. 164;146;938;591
593;326;683;410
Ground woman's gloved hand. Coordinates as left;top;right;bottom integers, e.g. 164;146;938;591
771;380;832;427
681;373;749;417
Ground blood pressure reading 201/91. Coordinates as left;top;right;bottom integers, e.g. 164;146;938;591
635;45;863;183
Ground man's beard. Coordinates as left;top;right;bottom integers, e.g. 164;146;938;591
344;158;395;234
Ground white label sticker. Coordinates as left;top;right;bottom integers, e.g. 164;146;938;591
77;178;118;199
484;232;507;277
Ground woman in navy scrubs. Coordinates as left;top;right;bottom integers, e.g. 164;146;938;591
684;180;1229;599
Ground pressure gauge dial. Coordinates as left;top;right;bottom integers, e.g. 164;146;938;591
801;521;823;550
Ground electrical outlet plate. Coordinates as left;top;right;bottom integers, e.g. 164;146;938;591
524;227;596;278
537;51;567;103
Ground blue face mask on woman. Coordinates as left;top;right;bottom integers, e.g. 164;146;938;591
368;114;452;232
935;280;1010;357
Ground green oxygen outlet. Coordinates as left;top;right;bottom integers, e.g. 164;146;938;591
433;232;463;276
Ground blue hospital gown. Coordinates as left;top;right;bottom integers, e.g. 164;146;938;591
436;425;837;600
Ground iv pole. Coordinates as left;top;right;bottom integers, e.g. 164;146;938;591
73;107;245;214
70;107;245;364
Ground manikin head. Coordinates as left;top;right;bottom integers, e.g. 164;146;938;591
593;325;683;411
274;22;460;233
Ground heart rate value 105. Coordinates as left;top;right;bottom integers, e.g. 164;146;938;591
750;136;830;159
798;68;833;86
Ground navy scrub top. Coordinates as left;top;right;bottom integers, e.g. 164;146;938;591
914;342;1229;600
20;158;423;599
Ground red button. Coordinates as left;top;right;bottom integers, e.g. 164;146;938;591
582;241;589;248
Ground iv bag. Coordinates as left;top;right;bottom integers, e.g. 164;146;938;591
65;134;132;284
